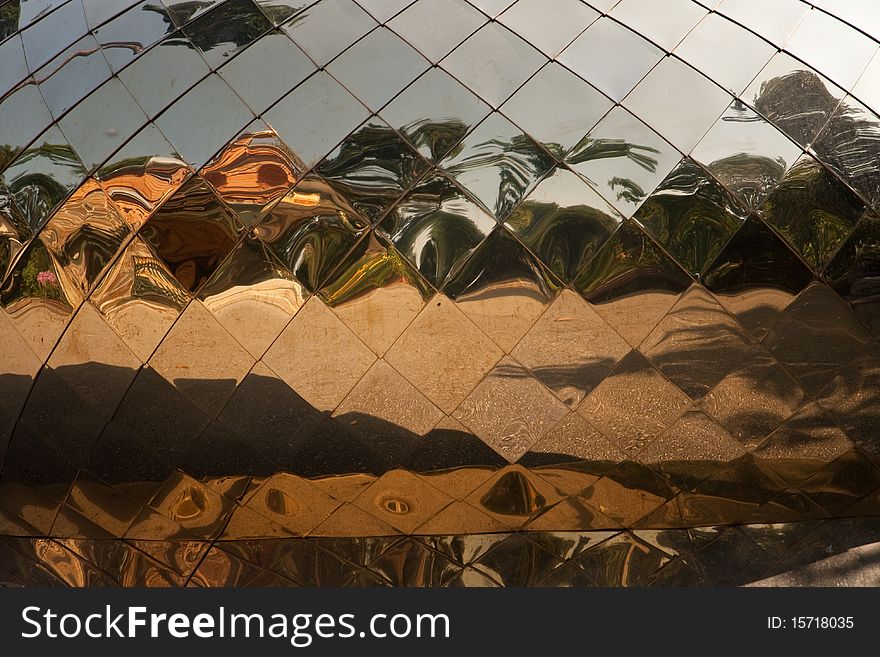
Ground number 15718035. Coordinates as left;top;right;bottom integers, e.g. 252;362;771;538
768;617;854;629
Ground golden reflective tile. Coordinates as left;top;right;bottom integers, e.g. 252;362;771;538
754;402;854;464
352;469;453;535
796;450;880;516
528;413;625;466
189;546;295;587
633;496;688;529
415;463;497;501
701;347;805;449
446;228;561;352
0;307;41;435
219;505;299;540
63;476;143;538
0;505;43;537
319;232;432;356
46;302;141;421
40;179;131;296
310;473;376;503
640;284;753;400
242;473;342;536
148;300;255;418
262;296;375;412
526;497;618;531
0;237;81;362
50;504;117;540
124;540;208;583
198;235;306;359
511;289;630;408
530;465;601;498
453;356;569;461
749;489;828;524
200;123;305;227
312;502;401;537
577;350;691;458
576;476;670;527
147;471;235;539
413;501;508;534
638;410;747;465
465;465;565;529
572;532;671;586
333;359;444;437
36;540;117;587
89;236;189;362
0;479;63;535
384;294;503;414
368;538;461;587
97;125;192;231
470;534;564;587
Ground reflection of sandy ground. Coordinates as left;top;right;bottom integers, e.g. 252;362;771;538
202;279;305;358
96;297;179;363
332;283;424;355
715;288;793;337
5;298;71;361
455;281;551;351
589;290;679;347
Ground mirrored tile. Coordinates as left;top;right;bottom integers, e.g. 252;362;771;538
379;67;491;162
0;206;28;283
96;122;191;231
35;34;113;119
329;26;429;111
506;166;622;282
703;216;813;340
262;296;375;411
58;77;149;172
755;402;853;463
378;172;495;288
255;0;307;25
624;56;732;153
758;153;865;271
441;21;545;108
0;33;28;99
0;236;80;361
763;281;871;396
139;174;245;293
512;289;630;408
853;50;880;115
691;101;803;210
465;0;515;17
334;361;444;449
633;158;749;276
673;13;775;95
610;0;707;51
254;173;369;292
0;0;20;40
388;0;485;63
281;0;376;66
574;220;692;348
498;0;598;57
473;533;565;585
523;412;624;466
155;73;255;169
46;302;141;421
439;112;554;220
89;236;189;362
92;0;176;71
558;17;663;102
811;95;880;208
184;0;272;67
315;120;429;224
384;293;503;414
445;227;562;352
20;0;88;71
0;79;54;174
0;307;41;441
198;234;306;358
83;0;142;28
200;122;304;227
640;284;752;400
501;62;612;160
743;52;846;148
785;9;878;92
243;473;341;535
217;29;315;116
0;125;87;234
148;300;255;417
639;410;745;464
565;106;681;219
40;178;130;298
118;32;211;118
701;347;805;449
715;0;807;46
319;232;432;356
824;211;880;335
264;71;369;169
160;0;222;26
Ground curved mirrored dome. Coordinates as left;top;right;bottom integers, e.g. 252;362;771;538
1;0;880;587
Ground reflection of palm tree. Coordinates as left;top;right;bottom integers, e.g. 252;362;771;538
566;137;661;205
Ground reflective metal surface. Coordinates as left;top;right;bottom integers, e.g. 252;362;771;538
2;0;880;588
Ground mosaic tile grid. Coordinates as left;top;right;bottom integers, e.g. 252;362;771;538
2;0;880;585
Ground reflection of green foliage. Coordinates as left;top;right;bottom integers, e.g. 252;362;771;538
567;137;661;172
403;120;470;162
18;243;62;301
0;143;16;172
259;3;303;25
760;157;863;271
0;2;18;41
321;246;428;306
187;0;270;53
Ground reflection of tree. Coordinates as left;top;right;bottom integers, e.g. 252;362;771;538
0;2;17;41
567;136;662;205
751;69;840;145
402;119;471;163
